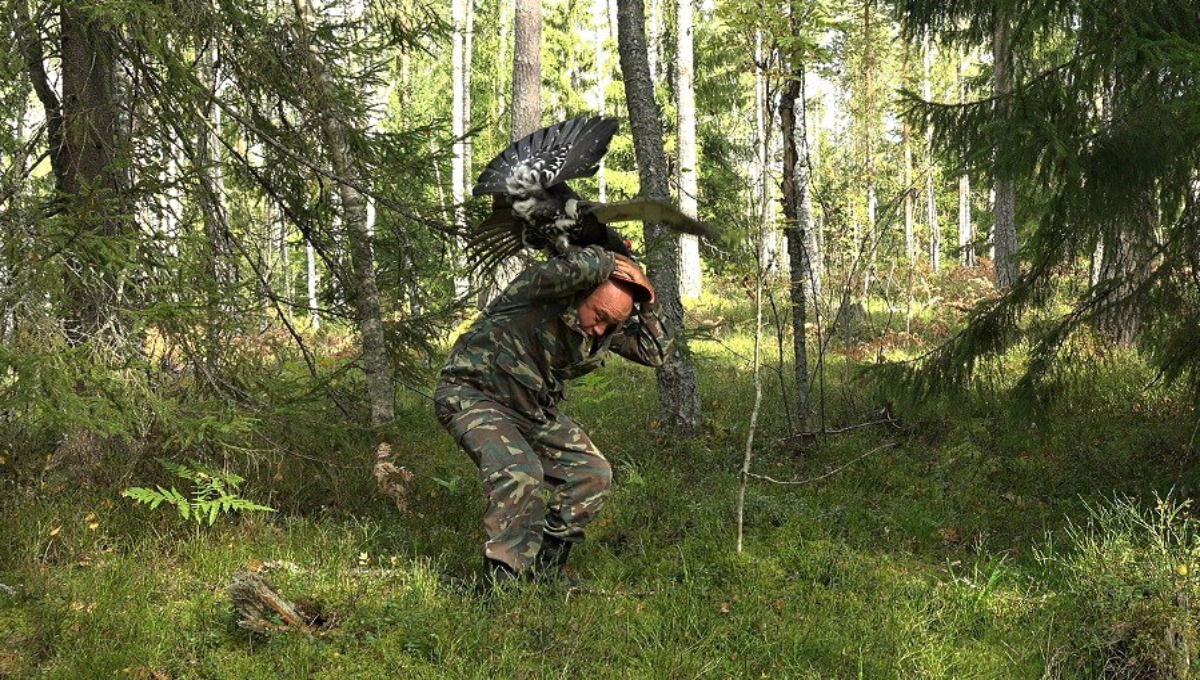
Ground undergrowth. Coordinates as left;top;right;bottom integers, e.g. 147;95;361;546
2;276;1199;678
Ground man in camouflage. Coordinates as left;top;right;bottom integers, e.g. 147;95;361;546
435;245;669;584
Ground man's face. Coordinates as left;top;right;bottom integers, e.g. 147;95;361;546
578;281;634;338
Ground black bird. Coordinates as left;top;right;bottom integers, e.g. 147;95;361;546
468;115;714;270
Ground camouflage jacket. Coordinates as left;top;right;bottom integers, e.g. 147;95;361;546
438;246;671;421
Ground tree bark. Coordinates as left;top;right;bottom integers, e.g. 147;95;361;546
1093;75;1149;348
511;0;542;139
780;62;810;430
861;0;877;293
991;9;1019;288
675;0;701;299
452;0;471;298
617;0;702;433
956;47;974;267
902;48;915;265
479;0;540;310
924;32;940;271
58;2;130;346
292;0;393;426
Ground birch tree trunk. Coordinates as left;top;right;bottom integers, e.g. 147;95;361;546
592;0;609;201
991;9;1019;288
292;0;393;426
452;0;471;297
956;47;974;267
617;0;702;433
862;0;877;293
924;33;940;271
902;48;915;265
676;0;701;299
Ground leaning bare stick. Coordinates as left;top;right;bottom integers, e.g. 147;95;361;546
736;246;766;554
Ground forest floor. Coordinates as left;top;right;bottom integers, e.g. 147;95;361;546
4;270;1200;678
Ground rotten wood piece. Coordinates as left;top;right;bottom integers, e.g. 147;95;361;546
227;569;327;634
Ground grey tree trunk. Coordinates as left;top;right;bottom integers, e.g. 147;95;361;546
592;0;609;201
862;0;877;293
452;0;471;297
617;0;702;433
511;0;542;139
902;47;915;265
675;0;701;299
58;2;130;346
991;10;1019;289
1094;76;1150;348
780;61;811;430
956;47;974;267
195;42;236;340
924;33;940;271
478;0;541;310
293;0;393;426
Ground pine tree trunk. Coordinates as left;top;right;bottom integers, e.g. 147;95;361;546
292;0;393;426
991;10;1019;289
617;0;702;433
780;59;810;430
675;0;701;299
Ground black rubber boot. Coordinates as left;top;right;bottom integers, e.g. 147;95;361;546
475;558;521;596
533;535;579;585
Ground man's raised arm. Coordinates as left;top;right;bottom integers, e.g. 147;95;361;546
523;246;617;302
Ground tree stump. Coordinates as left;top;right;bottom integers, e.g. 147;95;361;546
227;569;326;634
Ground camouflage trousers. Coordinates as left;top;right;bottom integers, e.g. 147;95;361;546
434;381;612;572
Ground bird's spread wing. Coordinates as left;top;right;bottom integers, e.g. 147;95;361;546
467;200;531;272
584;199;717;240
472;116;619;196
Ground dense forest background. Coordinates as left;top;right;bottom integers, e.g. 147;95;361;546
2;0;1199;677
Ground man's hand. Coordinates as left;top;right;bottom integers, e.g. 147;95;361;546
611;254;656;305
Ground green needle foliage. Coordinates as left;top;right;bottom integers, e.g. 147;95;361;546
894;0;1200;404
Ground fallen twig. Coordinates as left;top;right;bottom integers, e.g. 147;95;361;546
747;442;895;486
783;412;902;440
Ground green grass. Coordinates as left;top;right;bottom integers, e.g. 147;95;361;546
3;306;1200;678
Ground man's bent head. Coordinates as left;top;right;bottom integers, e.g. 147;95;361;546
578;280;635;337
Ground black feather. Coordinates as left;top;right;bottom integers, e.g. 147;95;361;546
472;116;618;197
466;115;716;267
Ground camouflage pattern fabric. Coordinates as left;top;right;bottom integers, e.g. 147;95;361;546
435;245;671;572
435;382;612;571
